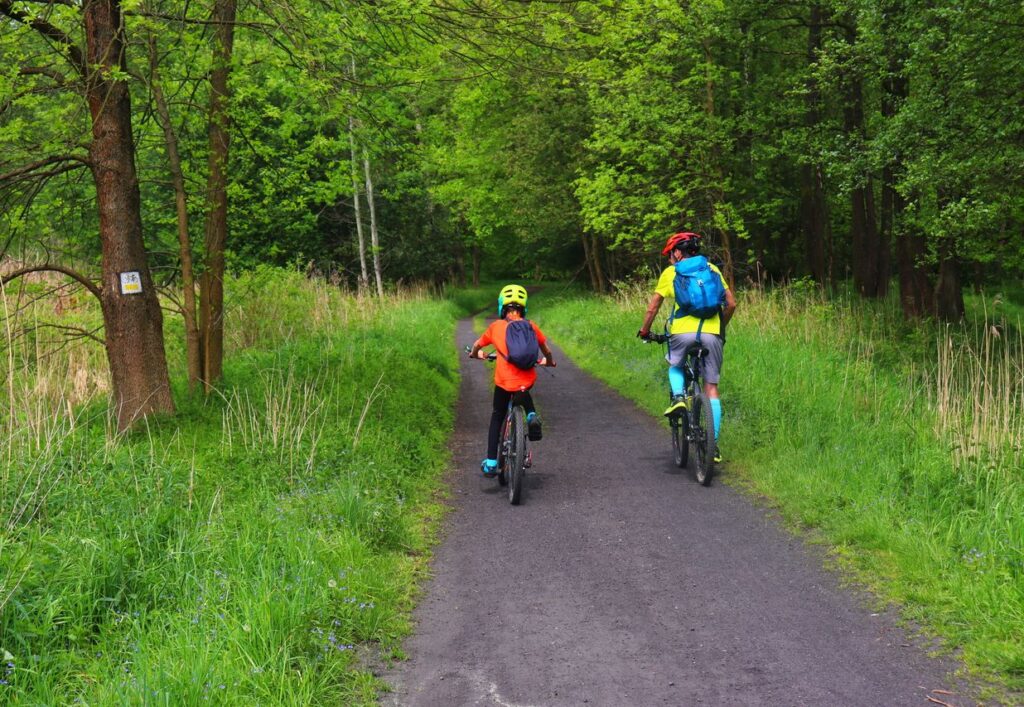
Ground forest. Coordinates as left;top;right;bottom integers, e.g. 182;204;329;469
3;2;1024;702
2;0;1022;429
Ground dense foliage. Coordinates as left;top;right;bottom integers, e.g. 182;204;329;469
3;1;1022;308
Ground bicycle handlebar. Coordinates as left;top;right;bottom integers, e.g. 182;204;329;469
463;344;555;366
640;333;669;344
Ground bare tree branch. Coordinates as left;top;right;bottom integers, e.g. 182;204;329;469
0;155;90;184
1;263;102;301
19;322;105;346
19;65;70;85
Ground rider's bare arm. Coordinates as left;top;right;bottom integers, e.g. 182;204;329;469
721;289;737;326
539;341;555;366
639;293;665;336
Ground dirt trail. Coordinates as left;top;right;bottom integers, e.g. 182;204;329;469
383;318;971;706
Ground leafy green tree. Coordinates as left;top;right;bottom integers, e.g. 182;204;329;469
2;0;175;429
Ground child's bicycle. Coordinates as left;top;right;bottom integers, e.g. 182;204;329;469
465;347;554;505
642;333;717;486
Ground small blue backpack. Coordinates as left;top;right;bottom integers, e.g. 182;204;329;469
671;256;726;321
504;319;540;370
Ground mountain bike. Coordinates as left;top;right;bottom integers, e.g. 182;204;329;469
465;348;554;505
643;333;717;486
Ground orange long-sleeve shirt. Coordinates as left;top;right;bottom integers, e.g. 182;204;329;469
475;319;548;392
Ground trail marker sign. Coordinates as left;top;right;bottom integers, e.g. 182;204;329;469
120;271;142;295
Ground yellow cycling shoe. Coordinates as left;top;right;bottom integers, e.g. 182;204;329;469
663;395;687;417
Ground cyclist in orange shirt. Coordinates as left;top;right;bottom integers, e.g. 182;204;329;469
468;284;555;476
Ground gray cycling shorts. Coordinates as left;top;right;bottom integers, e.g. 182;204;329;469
666;332;724;385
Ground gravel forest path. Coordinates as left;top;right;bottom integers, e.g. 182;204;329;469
383;318;970;706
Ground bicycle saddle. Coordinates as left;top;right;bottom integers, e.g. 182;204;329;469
681;342;710;358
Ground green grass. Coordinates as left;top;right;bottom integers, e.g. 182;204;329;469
1;272;459;704
540;283;1024;700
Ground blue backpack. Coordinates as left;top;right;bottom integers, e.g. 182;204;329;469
671;256;725;321
504;319;540;370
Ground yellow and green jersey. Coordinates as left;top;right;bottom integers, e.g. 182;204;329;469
655;262;729;336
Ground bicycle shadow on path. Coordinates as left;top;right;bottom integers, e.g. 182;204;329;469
382;317;974;706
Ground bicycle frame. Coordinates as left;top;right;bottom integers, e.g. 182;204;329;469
644;333;716;485
465;345;535;504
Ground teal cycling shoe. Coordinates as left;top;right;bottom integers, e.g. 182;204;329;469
526;412;543;441
480;458;499;477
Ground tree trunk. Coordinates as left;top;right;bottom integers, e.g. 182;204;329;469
843;20;883;298
149;35;201;393
580;232;598;290
874;183;891;298
590;233;607;292
702;38;735;287
471;244;481;287
897;227;933;318
348;116;369;290
362;149;384;296
84;0;174;429
801;6;829;284
198;0;236;392
934;238;964;321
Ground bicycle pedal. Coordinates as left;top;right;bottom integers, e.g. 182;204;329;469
524;451;532;469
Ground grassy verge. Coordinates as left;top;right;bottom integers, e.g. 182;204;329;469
1;270;460;704
540;284;1024;699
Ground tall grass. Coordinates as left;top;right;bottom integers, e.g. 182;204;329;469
0;268;459;704
934;319;1024;474
540;283;1024;697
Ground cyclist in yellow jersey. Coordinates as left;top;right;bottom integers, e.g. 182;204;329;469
637;232;737;462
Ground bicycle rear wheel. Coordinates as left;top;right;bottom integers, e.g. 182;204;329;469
691;393;717;486
507;406;526;504
671;415;688;468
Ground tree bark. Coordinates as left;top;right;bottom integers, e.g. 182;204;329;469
348;116;369;291
84;0;174;429
148;35;201;392
362;149;384;297
896;226;933;318
590;233;607;292
800;5;829;284
934;238;964;321
580;232;598;290
198;0;236;392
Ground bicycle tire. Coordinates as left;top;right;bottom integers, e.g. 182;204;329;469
671;415;688;468
507;406;526;504
495;411;511;486
692;393;717;486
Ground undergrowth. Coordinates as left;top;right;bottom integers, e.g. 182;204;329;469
1;269;460;704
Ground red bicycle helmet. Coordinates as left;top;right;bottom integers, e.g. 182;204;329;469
661;232;700;256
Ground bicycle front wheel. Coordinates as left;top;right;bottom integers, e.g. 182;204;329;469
507;406;526;505
671;415;688;468
691;393;717;486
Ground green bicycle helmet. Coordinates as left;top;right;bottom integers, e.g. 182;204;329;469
498;284;528;316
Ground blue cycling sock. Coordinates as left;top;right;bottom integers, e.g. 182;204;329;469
710;398;722;440
668;366;685;396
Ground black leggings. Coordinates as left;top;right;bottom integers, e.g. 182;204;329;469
487;386;536;459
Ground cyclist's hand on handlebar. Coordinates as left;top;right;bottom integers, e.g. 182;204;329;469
538;356;556;367
637;329;650;340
